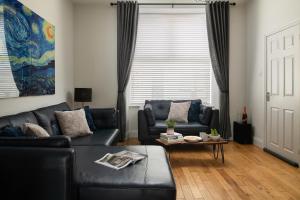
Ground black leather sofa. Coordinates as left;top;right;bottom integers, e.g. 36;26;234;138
138;100;220;144
0;103;176;200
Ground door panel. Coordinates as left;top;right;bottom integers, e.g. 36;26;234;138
284;56;294;96
270;107;280;147
266;24;300;164
271;59;280;95
283;109;294;153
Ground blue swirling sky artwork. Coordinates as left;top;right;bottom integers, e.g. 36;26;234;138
0;0;55;98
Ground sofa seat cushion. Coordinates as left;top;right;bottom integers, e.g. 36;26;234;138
71;129;119;146
74;145;176;200
149;120;209;136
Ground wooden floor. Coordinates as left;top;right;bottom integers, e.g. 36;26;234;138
120;139;300;200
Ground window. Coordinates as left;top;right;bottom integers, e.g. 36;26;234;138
130;7;218;106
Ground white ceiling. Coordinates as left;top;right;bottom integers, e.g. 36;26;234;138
72;0;248;5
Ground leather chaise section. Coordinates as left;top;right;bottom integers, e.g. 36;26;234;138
71;129;119;146
74;145;176;200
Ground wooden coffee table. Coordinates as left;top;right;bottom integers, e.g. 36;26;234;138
156;138;228;163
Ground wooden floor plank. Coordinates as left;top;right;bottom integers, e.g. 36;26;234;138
120;139;300;200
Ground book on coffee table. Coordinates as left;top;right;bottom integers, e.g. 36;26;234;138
160;132;184;143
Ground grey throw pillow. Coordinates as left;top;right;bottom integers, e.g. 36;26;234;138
23;123;50;138
55;109;93;138
167;101;191;123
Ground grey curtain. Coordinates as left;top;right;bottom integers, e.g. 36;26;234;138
117;1;139;141
206;1;231;139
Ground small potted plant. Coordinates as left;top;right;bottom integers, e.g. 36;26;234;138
209;128;220;141
166;119;176;135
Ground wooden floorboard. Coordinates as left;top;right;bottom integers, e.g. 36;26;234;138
119;139;300;200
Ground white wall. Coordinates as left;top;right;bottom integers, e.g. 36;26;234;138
74;2;247;138
0;0;74;116
74;3;118;109
246;0;300;147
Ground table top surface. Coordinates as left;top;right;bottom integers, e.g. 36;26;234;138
156;138;229;146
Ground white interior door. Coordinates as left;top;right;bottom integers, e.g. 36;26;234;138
266;23;300;164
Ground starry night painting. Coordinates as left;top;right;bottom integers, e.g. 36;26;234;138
0;0;55;98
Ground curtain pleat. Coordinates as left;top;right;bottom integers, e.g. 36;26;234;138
117;1;139;141
206;1;231;139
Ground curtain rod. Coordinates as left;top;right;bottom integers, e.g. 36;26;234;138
110;2;236;6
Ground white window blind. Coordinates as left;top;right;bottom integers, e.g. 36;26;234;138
130;7;214;105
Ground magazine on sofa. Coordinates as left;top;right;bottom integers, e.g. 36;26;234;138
94;150;146;170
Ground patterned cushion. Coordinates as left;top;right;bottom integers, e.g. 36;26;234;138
167;101;191;123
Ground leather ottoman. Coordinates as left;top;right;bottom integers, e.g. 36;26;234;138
74;145;176;200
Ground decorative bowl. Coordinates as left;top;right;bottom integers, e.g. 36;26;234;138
184;136;202;143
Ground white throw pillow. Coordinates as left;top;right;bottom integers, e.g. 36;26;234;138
55;109;93;138
167;101;191;123
23;123;50;138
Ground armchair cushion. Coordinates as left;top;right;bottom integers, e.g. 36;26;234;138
145;100;171;120
167;101;191;123
144;104;155;126
199;105;213;125
188;100;201;122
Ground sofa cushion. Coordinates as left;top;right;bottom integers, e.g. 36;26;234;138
91;108;117;129
0;136;71;148
0;117;10;129
145;100;171;120
199;105;213;125
8;112;38;128
0;126;24;137
71;129;119;146
84;106;97;131
74;145;176;200
34;102;71;136
23;123;50;138
55;109;93;138
144;104;155;126
188;100;201;122
149;120;209;136
167;101;191;123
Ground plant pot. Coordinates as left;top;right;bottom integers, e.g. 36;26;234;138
167;128;175;135
209;134;221;141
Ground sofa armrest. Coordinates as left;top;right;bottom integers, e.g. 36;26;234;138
138;110;149;143
91;108;118;129
210;109;220;131
0;147;75;200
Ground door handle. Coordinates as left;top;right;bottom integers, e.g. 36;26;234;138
266;92;270;102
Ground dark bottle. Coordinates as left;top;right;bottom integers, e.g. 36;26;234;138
242;106;248;125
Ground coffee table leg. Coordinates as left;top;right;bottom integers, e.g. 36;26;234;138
221;144;224;163
212;144;219;160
